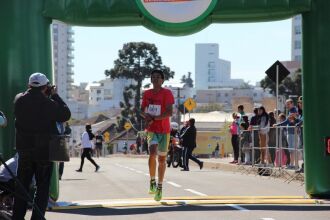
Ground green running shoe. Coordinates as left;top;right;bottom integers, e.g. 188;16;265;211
154;187;162;201
149;180;157;194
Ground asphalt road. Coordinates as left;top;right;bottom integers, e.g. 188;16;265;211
24;156;330;220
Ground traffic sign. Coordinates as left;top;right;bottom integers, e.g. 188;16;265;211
104;131;110;142
265;60;290;84
184;98;196;112
124;122;132;130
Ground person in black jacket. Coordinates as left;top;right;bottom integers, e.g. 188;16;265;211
13;72;71;220
180;118;203;171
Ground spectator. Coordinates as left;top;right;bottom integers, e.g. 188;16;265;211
295;96;304;173
268;111;277;164
136;134;142;154
249;107;260;163
95;130;104;158
229;112;239;164
258;106;269;164
285;99;298;116
242;115;249;127
57;122;71;180
276;113;299;169
276;113;291;166
13;72;71;219
237;105;245;124
0;154;19;197
240;122;252;165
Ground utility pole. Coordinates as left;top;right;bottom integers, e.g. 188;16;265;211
176;87;181;129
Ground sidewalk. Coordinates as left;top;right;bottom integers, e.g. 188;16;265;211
109;153;304;180
107;153;235;171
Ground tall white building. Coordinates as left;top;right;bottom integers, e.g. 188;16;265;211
52;20;74;102
291;15;302;62
195;43;244;90
87;77;136;117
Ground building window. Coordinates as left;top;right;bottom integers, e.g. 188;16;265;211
295;55;302;61
294;25;301;35
97;90;101;94
294;40;302;49
208;61;215;68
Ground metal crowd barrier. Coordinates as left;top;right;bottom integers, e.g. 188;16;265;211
235;125;304;184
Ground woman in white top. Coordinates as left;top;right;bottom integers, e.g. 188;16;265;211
76;124;100;172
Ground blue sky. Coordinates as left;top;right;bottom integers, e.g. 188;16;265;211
73;18;291;86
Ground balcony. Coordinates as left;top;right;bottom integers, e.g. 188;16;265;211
68;36;75;43
67;77;74;83
67;52;74;58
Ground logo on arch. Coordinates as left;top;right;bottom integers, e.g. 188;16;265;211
136;0;217;25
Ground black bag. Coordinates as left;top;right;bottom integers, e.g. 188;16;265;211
48;135;70;162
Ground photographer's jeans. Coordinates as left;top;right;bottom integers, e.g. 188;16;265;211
13;151;53;220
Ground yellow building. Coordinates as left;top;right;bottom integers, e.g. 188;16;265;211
180;111;234;156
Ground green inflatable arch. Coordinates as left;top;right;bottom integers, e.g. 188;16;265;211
1;0;330;199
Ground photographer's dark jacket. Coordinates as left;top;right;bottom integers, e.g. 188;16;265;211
180;125;197;149
14;88;71;159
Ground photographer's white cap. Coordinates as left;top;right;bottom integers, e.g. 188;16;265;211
28;72;49;87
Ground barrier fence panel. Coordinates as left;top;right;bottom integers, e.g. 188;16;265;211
236;125;304;183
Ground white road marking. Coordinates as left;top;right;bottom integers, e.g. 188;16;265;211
129;168;136;171
226;204;249;211
166;181;182;188
145;173;149;176
184;189;207;196
135;170;143;174
260;218;275;220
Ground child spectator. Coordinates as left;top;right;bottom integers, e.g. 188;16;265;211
275;113;291;167
240;122;252;165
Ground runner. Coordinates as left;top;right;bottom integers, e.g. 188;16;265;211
141;69;174;201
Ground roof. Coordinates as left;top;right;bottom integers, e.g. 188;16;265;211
70;114;110;126
181;111;232;123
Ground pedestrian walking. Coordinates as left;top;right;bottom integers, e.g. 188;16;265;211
214;142;220;158
95;131;104;158
180;118;203;171
141;69;174;201
76;124;100;172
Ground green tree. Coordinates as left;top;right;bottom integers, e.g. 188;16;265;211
260;69;302;97
180;71;194;87
105;42;174;131
239;81;252;89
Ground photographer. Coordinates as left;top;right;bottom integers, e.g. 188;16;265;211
13;72;71;220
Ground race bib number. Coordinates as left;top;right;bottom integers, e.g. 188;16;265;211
147;104;161;116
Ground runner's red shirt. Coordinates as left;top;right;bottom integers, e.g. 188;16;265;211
141;88;174;133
